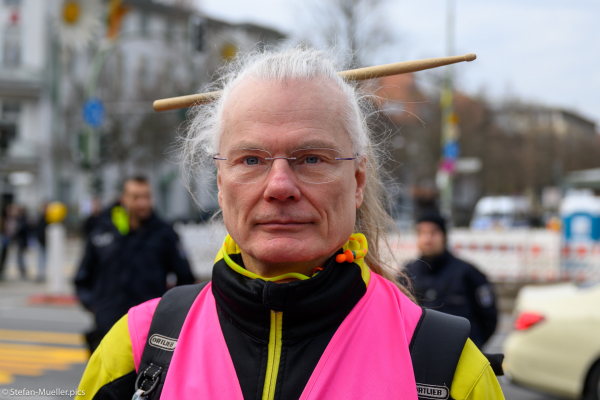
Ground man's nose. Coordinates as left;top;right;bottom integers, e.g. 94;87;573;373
263;159;302;201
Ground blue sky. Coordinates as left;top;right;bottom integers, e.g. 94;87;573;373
197;0;600;126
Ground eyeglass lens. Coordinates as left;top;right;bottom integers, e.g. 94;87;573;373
215;148;354;184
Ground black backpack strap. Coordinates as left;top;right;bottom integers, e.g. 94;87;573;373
133;282;209;400
409;308;471;400
482;353;504;376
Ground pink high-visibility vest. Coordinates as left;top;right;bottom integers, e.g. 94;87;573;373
128;272;423;399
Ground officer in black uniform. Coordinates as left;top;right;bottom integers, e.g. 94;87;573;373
403;212;498;348
74;176;195;353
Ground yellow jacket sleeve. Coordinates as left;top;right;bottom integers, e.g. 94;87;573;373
76;315;136;399
451;339;505;400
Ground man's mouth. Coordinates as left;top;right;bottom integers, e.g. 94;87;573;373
257;220;313;229
260;221;310;225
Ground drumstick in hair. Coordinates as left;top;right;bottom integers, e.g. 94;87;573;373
153;53;476;112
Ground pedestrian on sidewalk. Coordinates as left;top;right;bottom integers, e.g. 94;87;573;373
35;202;49;282
0;204;11;280
74;176;195;353
14;205;30;280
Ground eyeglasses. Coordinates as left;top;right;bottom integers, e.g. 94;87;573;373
213;148;356;184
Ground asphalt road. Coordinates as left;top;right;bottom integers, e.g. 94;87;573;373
0;279;91;400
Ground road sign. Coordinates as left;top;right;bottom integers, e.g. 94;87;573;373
82;98;105;128
442;141;460;160
439;158;455;173
455;157;482;174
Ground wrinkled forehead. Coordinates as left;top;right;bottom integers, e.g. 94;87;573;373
220;77;353;154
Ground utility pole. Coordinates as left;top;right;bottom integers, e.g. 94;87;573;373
437;0;460;224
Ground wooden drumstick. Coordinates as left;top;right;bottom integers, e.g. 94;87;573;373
153;53;476;112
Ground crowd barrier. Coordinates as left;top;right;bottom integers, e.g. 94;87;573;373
174;223;600;283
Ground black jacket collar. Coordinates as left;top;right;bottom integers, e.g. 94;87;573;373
211;249;367;342
95;204;159;235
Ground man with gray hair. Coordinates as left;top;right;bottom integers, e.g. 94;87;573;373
77;47;503;400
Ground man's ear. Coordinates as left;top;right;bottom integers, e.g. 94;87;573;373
217;168;223;208
355;156;367;209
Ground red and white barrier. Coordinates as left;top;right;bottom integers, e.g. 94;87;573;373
174;224;600;283
389;229;600;283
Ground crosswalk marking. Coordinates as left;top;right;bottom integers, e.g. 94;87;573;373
0;329;84;345
0;330;89;385
0;371;11;385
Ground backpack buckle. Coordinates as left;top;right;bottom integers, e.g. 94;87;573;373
133;363;162;399
132;389;148;400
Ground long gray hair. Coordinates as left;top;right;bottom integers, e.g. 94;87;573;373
179;45;413;299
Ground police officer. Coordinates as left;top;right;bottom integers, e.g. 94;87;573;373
404;211;498;348
74;176;195;353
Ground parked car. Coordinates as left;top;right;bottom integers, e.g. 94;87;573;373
470;196;532;230
504;282;600;399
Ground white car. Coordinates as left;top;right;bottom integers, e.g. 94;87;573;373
470;196;532;230
504;282;600;399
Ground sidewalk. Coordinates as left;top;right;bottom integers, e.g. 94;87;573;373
1;238;83;286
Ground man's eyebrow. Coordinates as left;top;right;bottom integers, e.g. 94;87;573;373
227;141;267;151
226;139;342;152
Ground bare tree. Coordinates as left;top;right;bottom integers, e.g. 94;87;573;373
57;41;194;199
296;0;400;67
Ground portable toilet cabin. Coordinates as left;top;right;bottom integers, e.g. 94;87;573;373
560;190;600;277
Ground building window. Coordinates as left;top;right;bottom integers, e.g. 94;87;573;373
0;102;20;154
136;56;151;91
3;25;21;68
165;19;173;42
2;101;21;123
140;12;149;36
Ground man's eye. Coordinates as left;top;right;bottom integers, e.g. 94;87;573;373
305;156;319;164
244;156;260;166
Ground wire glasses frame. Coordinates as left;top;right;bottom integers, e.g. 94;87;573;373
213;148;357;184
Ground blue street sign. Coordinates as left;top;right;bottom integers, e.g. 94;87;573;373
82;98;105;128
442;141;460;160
